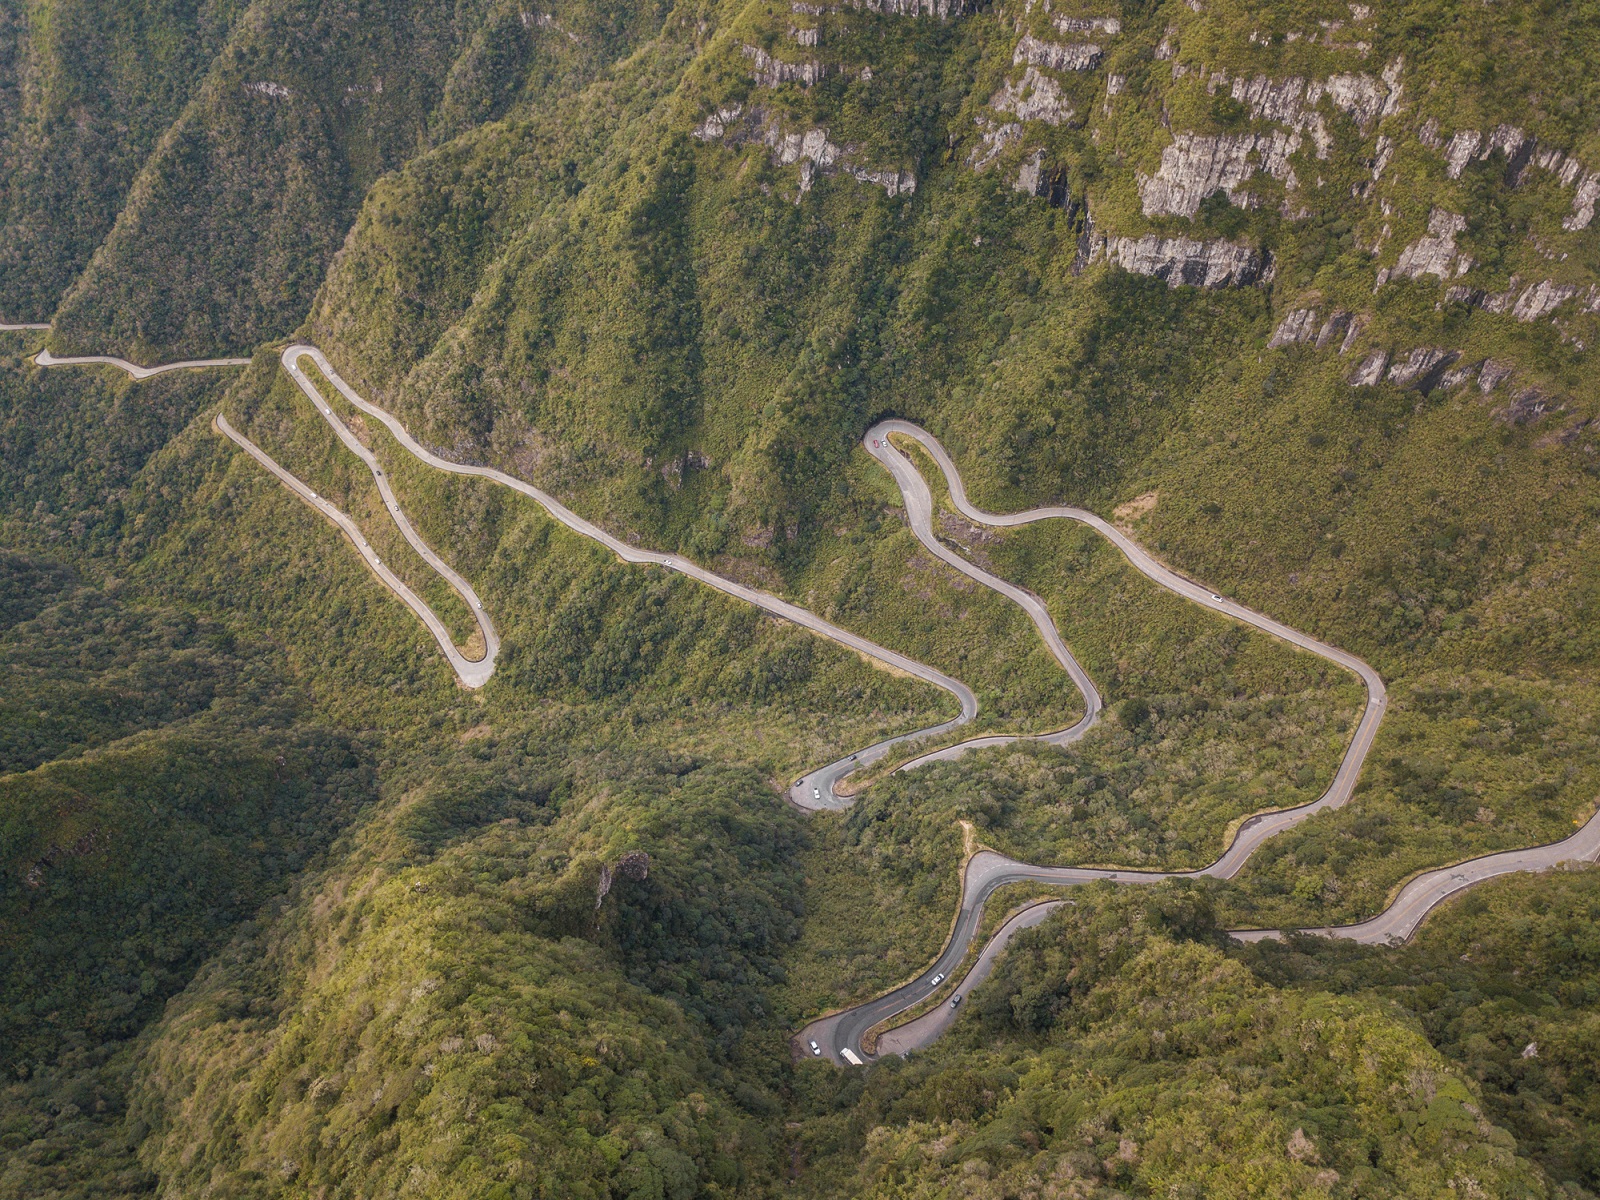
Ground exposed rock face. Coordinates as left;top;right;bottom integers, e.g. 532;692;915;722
1370;134;1394;180
742;44;826;87
1386;347;1459;392
990;66;1073;124
1443;130;1482;178
1348;349;1526;396
1140;131;1299;218
594;850;651;909
693;105;914;197
791;25;819;45
1511;279;1579;321
1267;308;1319;348
1392;209;1469;281
846;0;973;16
1053;14;1120;34
1101;235;1265;288
1431;123;1599;230
1349;348;1388;386
1198;58;1404;160
968;117;1022;170
1320;311;1356;351
244;81;292;100
846;164;917;196
1498;387;1555;425
1478;360;1515;393
1322;60;1405;128
1013;34;1101;72
1012;152;1072;209
1014;150;1045;196
1444;276;1583;322
795;0;972;13
1567;174;1600;231
1264;307;1368;356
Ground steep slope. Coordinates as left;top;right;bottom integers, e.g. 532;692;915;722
46;0;670;362
0;0;242;322
4;0;1600;1195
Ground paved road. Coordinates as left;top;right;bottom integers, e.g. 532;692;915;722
279;345;978;770
1233;813;1600;944
68;344;1599;1064
1;321;51;331
35;347;252;378
874;900;1066;1056
215;415;495;687
280;348;499;685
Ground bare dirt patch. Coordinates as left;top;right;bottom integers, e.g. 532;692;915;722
1113;490;1159;528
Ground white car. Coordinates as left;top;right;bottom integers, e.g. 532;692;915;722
929;973;945;987
813;788;821;801
808;1040;822;1056
1209;593;1223;603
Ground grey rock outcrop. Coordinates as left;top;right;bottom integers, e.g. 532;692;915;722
846;0;973;16
1385;347;1459;392
1267;308;1359;351
968;118;1022;171
1014;150;1045;196
693;105;914;198
991;66;1073;125
1140;131;1299;218
1431;123;1599;231
1511;279;1578;321
1267;308;1319;348
1320;311;1356;351
1053;14;1120;35
1443;130;1482;178
1011;152;1072;209
1199;58;1404;160
1567;174;1600;232
1392;209;1469;281
846;164;917;196
1498;388;1555;425
1444;276;1583;322
1102;235;1265;288
1013;34;1101;72
1349;349;1388;386
742;44;826;87
1437;360;1480;391
1478;360;1514;393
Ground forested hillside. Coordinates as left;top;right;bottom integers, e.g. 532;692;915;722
4;0;1600;1195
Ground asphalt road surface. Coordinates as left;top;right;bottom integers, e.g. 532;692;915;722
214;415;495;686
49;344;1598;1066
35;347;252;378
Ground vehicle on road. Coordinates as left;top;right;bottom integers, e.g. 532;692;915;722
840;1048;865;1066
929;973;945;987
808;1040;821;1056
949;994;962;1008
813;787;821;802
1209;593;1223;603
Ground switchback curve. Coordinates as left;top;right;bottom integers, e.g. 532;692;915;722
39;343;1599;1064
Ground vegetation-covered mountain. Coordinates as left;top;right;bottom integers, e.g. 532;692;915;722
3;0;1600;1195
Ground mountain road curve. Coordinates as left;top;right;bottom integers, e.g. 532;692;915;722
38;344;1600;1065
34;347;253;378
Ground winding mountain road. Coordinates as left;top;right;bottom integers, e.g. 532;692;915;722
36;340;1600;1066
34;348;252;378
214;415;495;685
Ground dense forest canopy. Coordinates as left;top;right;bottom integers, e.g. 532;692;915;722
3;0;1600;1195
